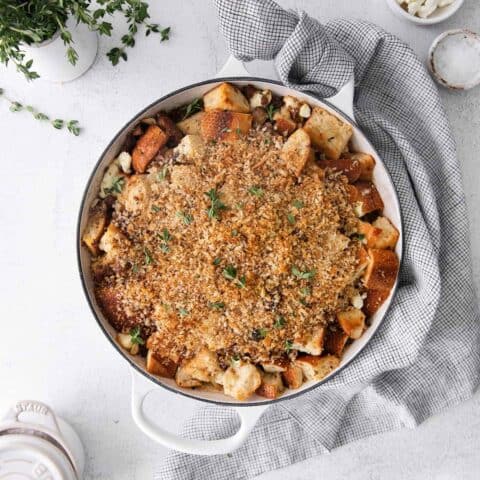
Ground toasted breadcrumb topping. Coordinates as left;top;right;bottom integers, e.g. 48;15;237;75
93;129;360;364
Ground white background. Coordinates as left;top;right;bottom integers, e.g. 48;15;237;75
0;1;479;478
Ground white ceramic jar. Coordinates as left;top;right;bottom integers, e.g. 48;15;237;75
0;400;85;479
22;16;98;83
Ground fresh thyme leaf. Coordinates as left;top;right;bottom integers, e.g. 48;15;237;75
235;127;242;135
291;266;316;280
158;165;168;181
176;211;193;225
235;202;244;210
130;326;145;345
353;233;366;242
51;119;64;129
209;301;225;310
292;199;304;209
151;205;161;213
178;307;189;317
274;316;286;329
287;212;296;225
131;262;139;273
182;98;203;120
251;328;268;341
67;120;80;136
231;229;238;237
247;185;264;197
158;228;171;253
160;27;171;42
205;188;227;220
104;177;125;195
213;257;222;266
236;275;246;289
9;102;23;112
143;247;154;265
285;339;293;352
223;265;237;281
300;287;311;296
266;104;277;122
299;298;308;306
231;354;240;365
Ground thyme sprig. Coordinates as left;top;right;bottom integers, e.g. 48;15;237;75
0;88;81;135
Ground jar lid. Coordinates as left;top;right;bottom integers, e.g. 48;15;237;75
0;433;77;480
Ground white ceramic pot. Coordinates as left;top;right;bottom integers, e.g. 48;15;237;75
22;16;98;83
0;400;85;479
77;57;403;456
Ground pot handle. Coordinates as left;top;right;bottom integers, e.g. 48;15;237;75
216;55;355;121
130;369;268;455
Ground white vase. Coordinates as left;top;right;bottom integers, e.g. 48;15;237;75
22;16;98;83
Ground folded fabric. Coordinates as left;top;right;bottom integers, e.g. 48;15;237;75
157;1;480;478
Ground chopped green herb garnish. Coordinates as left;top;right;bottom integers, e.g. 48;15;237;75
251;328;268;341
143;247;153;265
213;257;222;266
235;127;242;135
300;287;311;296
285;339;293;352
231;229;238;237
182;98;202;120
299;298;308;306
131;262;139;273
158;228;171;253
209;301;225;310
353;233;365;242
235;202;244;210
104;176;125;195
248;185;264;197
264;138;272;145
151;205;161;213
287;212;296;225
178;307;189;317
130;326;145;345
274;316;286;329
266;104;278;122
231;354;240;365
158;165;168;181
223;265;246;288
291;266;316;280
176;211;193;225
205;188;227;220
292;199;304;209
223;265;237;281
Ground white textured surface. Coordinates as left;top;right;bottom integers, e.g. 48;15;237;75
0;1;479;479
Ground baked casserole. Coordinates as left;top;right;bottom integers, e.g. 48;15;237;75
82;82;400;401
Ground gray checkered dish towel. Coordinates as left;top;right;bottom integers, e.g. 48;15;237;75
157;1;480;478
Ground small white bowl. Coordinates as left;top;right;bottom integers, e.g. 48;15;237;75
428;29;480;90
385;0;464;25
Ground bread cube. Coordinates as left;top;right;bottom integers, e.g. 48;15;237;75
273;107;297;136
303;107;353;160
132;125;168;173
350;153;375;180
174;134;205;159
357;220;382;247
117;175;151;215
348;181;384;217
354;246;369;280
175;348;223;388
281;365;304;389
372;216;399;249
203;82;250;113
363;248;399;291
177;111;204;135
318;156;362;183
99;223;129;255
280;128;312;177
200;110;252;142
292;326;326;355
256;372;285;399
337;308;366;339
146;350;177;379
363;288;390;316
248;89;272;110
295;355;340;381
82;202;108;255
223;361;262;400
325;329;349;356
95;285;130;331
